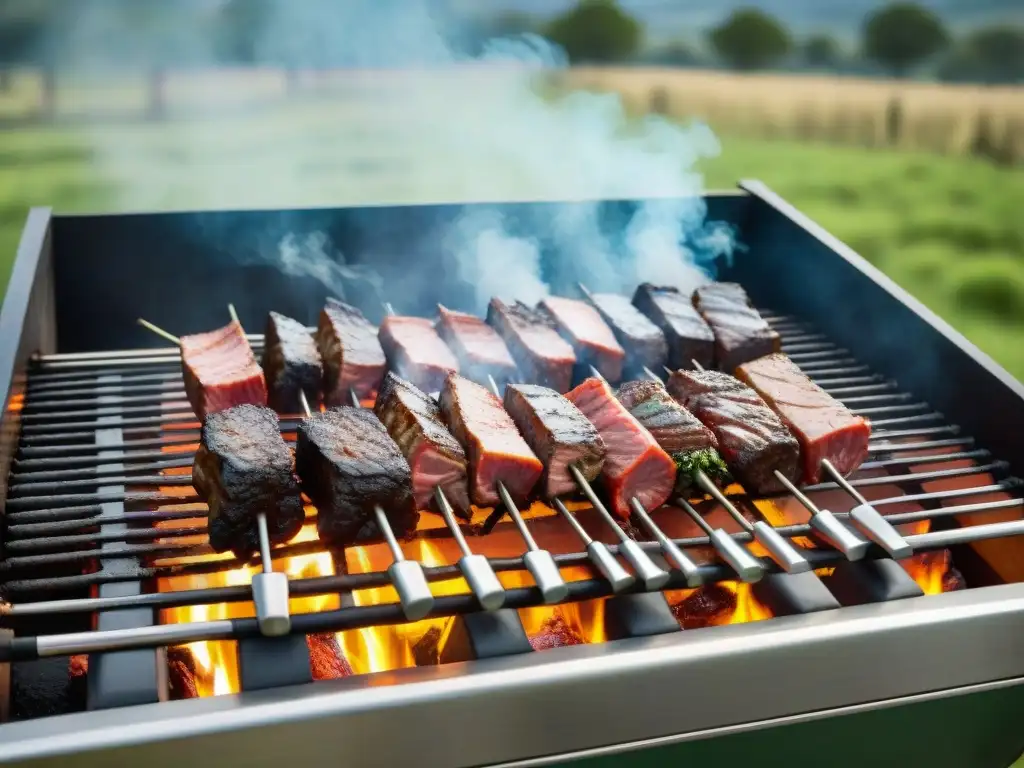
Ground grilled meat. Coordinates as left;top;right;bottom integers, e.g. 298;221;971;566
566;377;676;519
539;296;625;385
585;292;668;378
379;316;460;393
296;406;418;547
486;299;575;393
616;379;728;492
667;369;799;495
261;311;322;414
374;372;472;518
503;383;606;498
317;298;386;405
192;404;304;558
631;284;715;370
435;304;518;387
180;320;267;420
692;283;780;372
438;372;543;506
736;353;871;484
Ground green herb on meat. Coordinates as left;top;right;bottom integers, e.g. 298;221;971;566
673;448;730;493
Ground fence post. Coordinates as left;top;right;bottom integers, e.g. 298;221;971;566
885;97;902;147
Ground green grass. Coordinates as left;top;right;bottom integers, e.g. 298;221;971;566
0;96;1022;380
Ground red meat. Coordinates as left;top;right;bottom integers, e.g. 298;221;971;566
539;296;625;385
435;305;518;387
379;316;460;393
180;320;267;420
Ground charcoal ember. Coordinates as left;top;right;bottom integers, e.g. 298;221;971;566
192;404;305;558
693;282;780;372
180;320;267;420
307;633;353;680
539;296;625;385
317;298;386;404
529;615;585;651
296;406;418;547
166;647;200;700
503;383;606;498
671;584;737;629
413;625;445;666
944;566;967;592
262;311;322;414
436;304;518;387
631;283;715;371
487;298;576;393
586;292;668;378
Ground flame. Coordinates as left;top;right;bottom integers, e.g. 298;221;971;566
902;549;961;595
665;580;772;628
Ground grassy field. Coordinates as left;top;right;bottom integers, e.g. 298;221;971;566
0;78;1022;380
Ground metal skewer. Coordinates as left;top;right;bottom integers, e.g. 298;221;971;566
137;310;290;637
772;470;870;561
552;498;634;593
821;458;912;560
434;485;505;611
628;497;702;588
676;497;764;583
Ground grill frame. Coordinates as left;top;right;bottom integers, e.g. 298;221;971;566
2;181;1024;766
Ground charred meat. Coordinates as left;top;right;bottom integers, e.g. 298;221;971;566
374;372;472;518
632;284;715;371
438;372;543;506
261;311;322;414
503;383;606;498
296;406;418;547
379;315;460;394
736;353;871;484
317;298;386;405
585;292;668;378
539;296;625;385
487;299;576;393
667;369;799;495
192;404;304;558
181;320;267;420
566;377;676;519
693;283;780;372
616;379;728;492
436;304;518;387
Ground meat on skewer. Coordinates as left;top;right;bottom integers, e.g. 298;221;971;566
666;369;800;495
616;379;729;493
503;383;606;498
736;353;871;484
487;298;576;394
178;319;267;420
378;315;460;393
631;284;715;371
317;298;387;405
583;290;668;379
374;372;472;519
692;282;780;372
539;296;625;385
438;372;544;507
262;311;322;414
435;304;519;387
565;377;676;519
192;403;305;558
296;405;419;547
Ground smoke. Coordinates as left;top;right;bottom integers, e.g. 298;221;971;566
57;0;732;314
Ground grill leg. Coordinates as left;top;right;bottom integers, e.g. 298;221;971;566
753;572;842;615
824;559;925;606
604;593;680;640
237;635;313;691
440;610;533;664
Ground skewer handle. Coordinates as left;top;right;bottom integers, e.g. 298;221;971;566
585;541;635;593
630;498;701;588
709;528;764;583
751;521;811;574
849;504;913;560
809;509;870;561
387;560;435;622
251;572;291;637
523;550;570;604
618;539;670;591
458;554;506;612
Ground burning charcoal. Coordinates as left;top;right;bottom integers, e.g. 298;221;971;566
438;372;543;507
180;319;267;420
192;404;305;558
529;615;585;651
296;406;418;547
503;383;606;498
944;566;967;592
166;647;200;700
616;379;728;494
539;296;625;385
487;298;576;393
565;377;676;519
307;633;353;680
374;372;472;518
736;353;871;484
436;304;518;387
670;584;737;629
693;282;780;372
379;316;460;394
585;292;668;379
317;298;386;404
667;369;800;496
412;625;445;666
631;283;715;371
262;311;322;414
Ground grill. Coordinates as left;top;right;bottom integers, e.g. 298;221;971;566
1;181;1024;768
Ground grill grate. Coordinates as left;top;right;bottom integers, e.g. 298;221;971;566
2;309;1024;665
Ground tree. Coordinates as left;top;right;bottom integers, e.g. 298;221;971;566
216;0;274;63
940;26;1024;84
862;3;950;76
545;0;643;64
708;9;792;71
802;34;840;69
